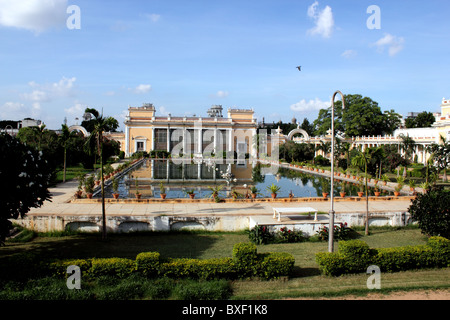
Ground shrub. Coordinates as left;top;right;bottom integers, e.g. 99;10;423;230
159;257;235;280
172;279;232;300
135;252;160;277
49;259;92;279
409;186;450;238
50;243;295;282
232;242;258;277
90;258;136;279
316;237;450;276
256;252;295;280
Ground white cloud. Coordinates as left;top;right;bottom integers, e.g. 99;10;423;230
341;49;357;59
132;84;152;94
290;98;330;112
210;90;229;99
0;0;68;33
373;33;405;56
146;13;161;23
64;103;85;117
23;77;76;102
307;1;334;38
0;102;26;119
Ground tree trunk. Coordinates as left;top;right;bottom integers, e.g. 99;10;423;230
99;133;107;240
365;162;369;236
63;147;67;183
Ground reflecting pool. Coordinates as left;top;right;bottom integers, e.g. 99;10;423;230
98;159;396;199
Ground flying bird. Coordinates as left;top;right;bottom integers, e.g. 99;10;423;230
296;66;301;71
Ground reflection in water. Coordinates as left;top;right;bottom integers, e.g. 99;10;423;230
98;159;394;199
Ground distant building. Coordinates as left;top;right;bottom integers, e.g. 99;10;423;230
119;104;257;157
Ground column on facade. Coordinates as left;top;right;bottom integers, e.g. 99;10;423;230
151;128;155;151
167;128;170;153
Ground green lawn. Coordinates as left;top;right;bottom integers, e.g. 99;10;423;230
1;227;449;299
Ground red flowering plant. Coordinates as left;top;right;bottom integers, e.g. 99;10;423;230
317;223;354;241
277;227;306;243
247;225;274;245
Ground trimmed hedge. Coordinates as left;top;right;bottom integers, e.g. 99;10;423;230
316;236;450;276
50;242;295;281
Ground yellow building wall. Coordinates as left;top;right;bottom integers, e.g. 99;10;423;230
128;127;153;154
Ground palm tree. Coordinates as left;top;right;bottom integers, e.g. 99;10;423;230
351;147;372;235
59;124;75;182
317;141;331;159
84;108;118;240
398;134;416;178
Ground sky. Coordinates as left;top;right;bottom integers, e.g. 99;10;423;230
1;0;449;130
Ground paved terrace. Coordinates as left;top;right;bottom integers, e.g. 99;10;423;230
26;178;414;219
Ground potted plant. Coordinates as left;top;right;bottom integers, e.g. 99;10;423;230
112;177;119;199
95;170;102;186
208;185;223;201
231;189;243;200
381;174;390;185
339;181;346;198
159;182;166;199
419;182;430;193
373;184;381;197
249;186;261;199
394;183;403;197
266;183;281;199
357;179;365;197
408;179;416;191
84;175;95;199
74;173;84;198
185;189;196;199
321;179;329;199
135;178;141;199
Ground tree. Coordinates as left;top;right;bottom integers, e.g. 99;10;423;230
409;186;450;238
17;125;61;172
398;134;416;177
313;94;393;137
405;112;436;128
0;133;52;245
427;135;450;182
383;109;402;135
59;124;77;182
351;147;372;235
84;108;118;240
300;118;314;136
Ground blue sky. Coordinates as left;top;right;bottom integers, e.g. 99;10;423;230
1;0;449;130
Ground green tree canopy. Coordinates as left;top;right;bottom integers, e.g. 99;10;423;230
313;94;397;137
0;134;52;244
405;112;436;128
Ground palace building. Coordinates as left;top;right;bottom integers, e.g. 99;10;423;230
120;104;258;158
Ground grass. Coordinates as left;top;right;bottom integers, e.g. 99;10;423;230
1;227;449;300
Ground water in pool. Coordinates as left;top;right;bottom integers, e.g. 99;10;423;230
98;159;394;199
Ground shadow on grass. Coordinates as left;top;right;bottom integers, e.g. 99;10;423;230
0;231;227;282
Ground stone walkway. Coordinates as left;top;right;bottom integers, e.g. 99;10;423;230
26;179;414;218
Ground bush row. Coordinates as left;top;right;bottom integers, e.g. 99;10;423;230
0;275;232;300
50;243;295;281
315;236;450;276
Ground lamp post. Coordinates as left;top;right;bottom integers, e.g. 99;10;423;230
328;90;345;253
